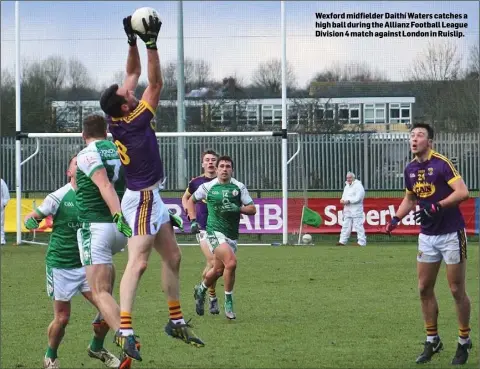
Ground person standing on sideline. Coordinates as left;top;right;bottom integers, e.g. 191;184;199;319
1;177;10;245
337;172;366;247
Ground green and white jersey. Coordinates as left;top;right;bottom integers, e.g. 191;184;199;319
76;140;125;223
192;177;254;240
36;183;82;269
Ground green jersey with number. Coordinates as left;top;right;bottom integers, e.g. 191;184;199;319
76;140;125;223
36;183;82;269
192;178;254;240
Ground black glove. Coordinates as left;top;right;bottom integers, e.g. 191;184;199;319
123;16;137;46
385;216;400;235
414;202;442;225
190;220;200;234
135;15;162;50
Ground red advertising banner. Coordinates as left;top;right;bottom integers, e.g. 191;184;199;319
290;198;478;235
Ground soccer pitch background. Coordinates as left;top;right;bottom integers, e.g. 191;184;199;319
1;243;478;368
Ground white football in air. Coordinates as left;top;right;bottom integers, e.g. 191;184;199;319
131;7;161;35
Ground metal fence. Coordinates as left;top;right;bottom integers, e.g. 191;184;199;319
1;132;479;192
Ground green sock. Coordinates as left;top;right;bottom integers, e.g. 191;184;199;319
45;346;57;359
89;336;105;352
225;292;233;301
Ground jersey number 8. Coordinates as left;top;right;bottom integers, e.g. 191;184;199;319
114;140;131;165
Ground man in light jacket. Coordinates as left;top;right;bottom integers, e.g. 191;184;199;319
337;172;366;247
1;178;10;245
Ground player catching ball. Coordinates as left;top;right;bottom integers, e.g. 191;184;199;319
385;123;472;365
181;149;220;315
99;12;204;364
187;155;256;320
24;155;120;369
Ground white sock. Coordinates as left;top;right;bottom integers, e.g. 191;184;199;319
426;335;438;343
459;337;470;345
171;318;186;325
120;328;134;336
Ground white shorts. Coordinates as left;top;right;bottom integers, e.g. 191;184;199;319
121;188;170;236
417;229;467;264
205;231;238;254
196;230;208;244
77;222;127;266
46;266;90;301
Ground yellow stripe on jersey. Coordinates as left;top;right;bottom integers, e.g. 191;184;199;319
447;176;461;185
432;152;461;178
141;100;155;114
125;101;149;123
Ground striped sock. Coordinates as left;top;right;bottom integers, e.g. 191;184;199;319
120;312;134;336
168;300;185;325
208;286;217;300
425;322;438;342
459;326;471;344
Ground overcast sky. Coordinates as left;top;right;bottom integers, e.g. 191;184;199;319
1;1;478;89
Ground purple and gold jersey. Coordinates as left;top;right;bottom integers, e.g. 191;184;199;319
186;175;216;229
107;100;164;191
404;150;465;235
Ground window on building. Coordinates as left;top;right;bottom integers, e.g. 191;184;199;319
238;104;258;125
262;104;282;124
364;103;386;124
338;104;360;124
313;104;334;124
349;104;360;124
389;103;411;124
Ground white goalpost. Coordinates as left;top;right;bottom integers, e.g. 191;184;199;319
15;132;301;246
14;1;294;246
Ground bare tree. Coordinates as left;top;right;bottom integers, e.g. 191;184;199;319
43;55;67;91
252;58;296;93
310;62;387;85
111;70;126;86
68;57;92;89
407;41;462;81
465;43;479;79
162;62;177;89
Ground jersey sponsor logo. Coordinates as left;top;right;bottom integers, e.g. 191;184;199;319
232;189;239;196
67;221;81;229
63;201;75;207
99;148;118;157
412;182;436;198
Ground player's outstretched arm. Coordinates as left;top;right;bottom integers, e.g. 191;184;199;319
122;16;141;92
136;15;163;111
24;191;61;229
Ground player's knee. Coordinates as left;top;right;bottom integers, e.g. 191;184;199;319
449;282;466;301
418;282;435;298
224;258;237;271
130;259;148;276
55;313;70;328
164;248;181;270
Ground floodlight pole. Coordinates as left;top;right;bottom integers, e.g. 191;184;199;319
281;1;288;245
15;1;22;245
177;0;187;189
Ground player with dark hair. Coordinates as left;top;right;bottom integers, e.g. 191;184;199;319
181;149;220;314
24;155;120;369
100;14;204;364
385;123;471;365
187;156;256;320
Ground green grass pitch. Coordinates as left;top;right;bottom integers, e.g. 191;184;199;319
1;242;478;368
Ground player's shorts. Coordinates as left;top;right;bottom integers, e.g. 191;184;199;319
196;230;208;244
417;229;467;264
121;188;170;236
205;231;238;254
45;265;89;301
77;222;127;266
